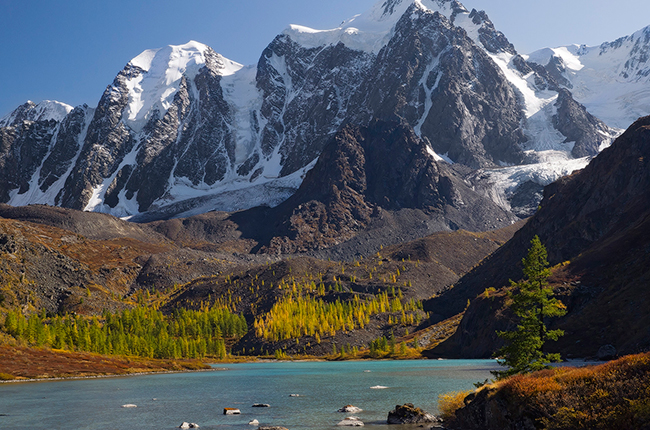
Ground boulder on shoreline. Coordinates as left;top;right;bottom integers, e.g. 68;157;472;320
224;408;241;415
338;405;363;413
597;344;617;361
387;403;441;424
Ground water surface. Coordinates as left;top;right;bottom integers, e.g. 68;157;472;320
0;359;499;429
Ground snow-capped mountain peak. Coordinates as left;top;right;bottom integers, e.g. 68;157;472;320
526;25;650;130
602;25;650;81
0;100;73;128
123;41;243;133
282;0;470;53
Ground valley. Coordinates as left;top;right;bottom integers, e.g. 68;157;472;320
1;0;650;428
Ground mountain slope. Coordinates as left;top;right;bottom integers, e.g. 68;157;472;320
227;120;518;255
424;115;650;358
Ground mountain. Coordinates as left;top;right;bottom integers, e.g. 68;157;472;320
423;115;650;359
0;0;629;224
229;120;519;255
527;25;650;130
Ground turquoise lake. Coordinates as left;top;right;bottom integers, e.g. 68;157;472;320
0;359;499;429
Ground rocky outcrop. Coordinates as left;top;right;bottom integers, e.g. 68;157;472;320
257;35;373;176
553;88;613;158
349;4;526;169
597;344;618;361
387;403;440;424
251;120;517;253
0;119;57;200
58;66;135;210
449;388;539;430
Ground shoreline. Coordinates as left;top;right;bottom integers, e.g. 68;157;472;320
0;355;601;385
0;367;227;384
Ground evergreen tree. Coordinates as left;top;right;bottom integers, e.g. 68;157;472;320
493;236;567;379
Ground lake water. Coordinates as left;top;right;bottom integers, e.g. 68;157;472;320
0;359;499;430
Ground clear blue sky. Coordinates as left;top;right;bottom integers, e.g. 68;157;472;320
1;0;649;117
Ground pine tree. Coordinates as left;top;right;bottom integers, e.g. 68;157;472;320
493;236;567;379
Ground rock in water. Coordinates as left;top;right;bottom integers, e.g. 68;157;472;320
252;403;270;407
258;427;289;430
338;405;363;413
248;419;260;426
337;416;364;426
224;408;241;415
179;423;199;429
387;403;440;424
121;404;137;408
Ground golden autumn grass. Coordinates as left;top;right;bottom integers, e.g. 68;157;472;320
441;352;650;429
438;390;473;420
0;343;211;381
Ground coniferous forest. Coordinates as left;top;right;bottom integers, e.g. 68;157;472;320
3;306;247;359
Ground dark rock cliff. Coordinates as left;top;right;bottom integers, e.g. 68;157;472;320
424;115;650;358
237;120;517;254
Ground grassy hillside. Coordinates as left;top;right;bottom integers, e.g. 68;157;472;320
444;352;650;429
0;203;520;369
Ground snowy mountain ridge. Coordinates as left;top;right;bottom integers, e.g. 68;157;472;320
283;0;466;53
123;41;243;133
0;100;73;128
0;0;646;222
526;25;650;129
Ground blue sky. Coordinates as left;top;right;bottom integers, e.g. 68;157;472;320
1;0;649;117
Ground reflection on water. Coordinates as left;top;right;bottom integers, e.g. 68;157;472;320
0;359;499;430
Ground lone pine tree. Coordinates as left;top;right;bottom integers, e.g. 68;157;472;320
493;235;567;379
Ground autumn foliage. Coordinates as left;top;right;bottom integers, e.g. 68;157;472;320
445;352;650;429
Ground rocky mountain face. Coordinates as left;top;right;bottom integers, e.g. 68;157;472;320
230;120;517;254
0;0;627;224
348;5;528;169
424;115;650;358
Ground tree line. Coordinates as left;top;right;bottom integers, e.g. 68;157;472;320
254;291;424;342
2;305;247;360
